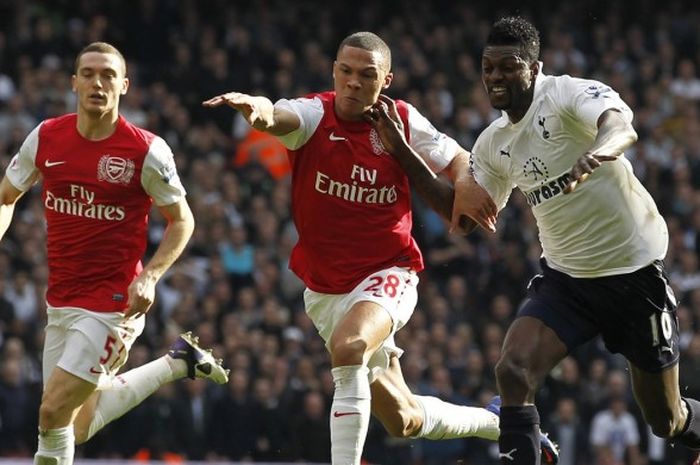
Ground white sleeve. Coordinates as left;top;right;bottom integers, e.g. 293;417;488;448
141;137;187;206
5;124;41;191
273;97;324;150
406;103;460;173
470;131;514;211
559;75;634;129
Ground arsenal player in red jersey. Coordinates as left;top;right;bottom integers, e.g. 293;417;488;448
0;42;228;465
203;32;521;465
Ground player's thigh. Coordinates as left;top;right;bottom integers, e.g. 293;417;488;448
56;309;144;388
500;315;569;381
42;311;69;387
307;267;418;365
597;261;679;373
40;366;97;427
330;299;393;356
370;355;421;435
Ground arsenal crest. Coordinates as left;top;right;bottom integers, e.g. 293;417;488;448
98;155;135;184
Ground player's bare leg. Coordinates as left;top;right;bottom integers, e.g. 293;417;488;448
495;316;568;465
73;332;229;444
328;301;392;465
371;355;500;440
629;362;700;462
34;368;96;465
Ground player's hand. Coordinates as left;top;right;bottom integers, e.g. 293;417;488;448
202;92;274;130
564;151;617;194
363;94;408;154
124;272;157;319
452;175;497;233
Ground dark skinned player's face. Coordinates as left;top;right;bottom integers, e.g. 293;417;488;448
481;45;539;121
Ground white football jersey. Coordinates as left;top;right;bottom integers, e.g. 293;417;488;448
471;71;668;277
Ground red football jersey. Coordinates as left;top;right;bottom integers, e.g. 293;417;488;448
7;114;185;311
288;92;423;293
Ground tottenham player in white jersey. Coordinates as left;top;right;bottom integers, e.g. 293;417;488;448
365;15;700;465
0;42;228;465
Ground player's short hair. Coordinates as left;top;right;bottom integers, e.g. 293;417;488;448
337;32;391;71
74;42;127;75
486;16;540;64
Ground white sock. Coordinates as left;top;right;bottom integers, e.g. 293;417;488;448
330;365;371;465
412;395;500;441
86;356;178;440
34;426;75;465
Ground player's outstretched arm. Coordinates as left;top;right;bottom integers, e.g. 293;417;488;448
125;198;194;319
0;177;24;241
202;92;300;136
564;109;638;193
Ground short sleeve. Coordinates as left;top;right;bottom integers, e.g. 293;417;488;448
559;75;633;129
274;97;324;150
470;132;514;211
5;124;41;191
405;103;461;173
141;137;186;206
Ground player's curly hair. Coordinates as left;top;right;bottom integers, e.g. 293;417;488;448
338;32;391;72
486;16;540;64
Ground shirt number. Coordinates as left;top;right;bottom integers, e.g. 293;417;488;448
363;273;401;298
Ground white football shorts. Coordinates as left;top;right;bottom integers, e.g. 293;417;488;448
304;266;418;382
43;306;145;389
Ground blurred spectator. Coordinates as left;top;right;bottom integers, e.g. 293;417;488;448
590;397;642;465
288;390;331;463
545;397;589;465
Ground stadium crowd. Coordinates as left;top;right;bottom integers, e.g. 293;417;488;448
1;1;700;464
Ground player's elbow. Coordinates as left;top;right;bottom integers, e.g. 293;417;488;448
0;178;23;206
625;122;638;145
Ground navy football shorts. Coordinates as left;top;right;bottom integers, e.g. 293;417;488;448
518;259;679;372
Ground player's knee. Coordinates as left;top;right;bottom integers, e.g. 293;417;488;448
646;409;684;438
648;417;676;438
330;337;369;367
73;425;89;445
383;405;422;438
495;353;535;394
38;401;65;429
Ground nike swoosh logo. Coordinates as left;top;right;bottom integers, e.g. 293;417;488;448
45;160;66;167
329;132;346;141
89;367;104;375
333;411;360;418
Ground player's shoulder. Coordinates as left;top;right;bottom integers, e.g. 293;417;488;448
39;113;77;136
546;73;606;94
118;116;161;152
303;90;332;103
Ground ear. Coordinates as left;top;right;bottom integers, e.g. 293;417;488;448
383;72;393;89
121;77;130;95
71;75;77;92
529;61;540;85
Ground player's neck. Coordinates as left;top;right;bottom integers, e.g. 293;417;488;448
76;110;120;141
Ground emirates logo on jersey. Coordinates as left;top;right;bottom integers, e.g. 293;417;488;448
97;155;135;185
369;129;387;156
